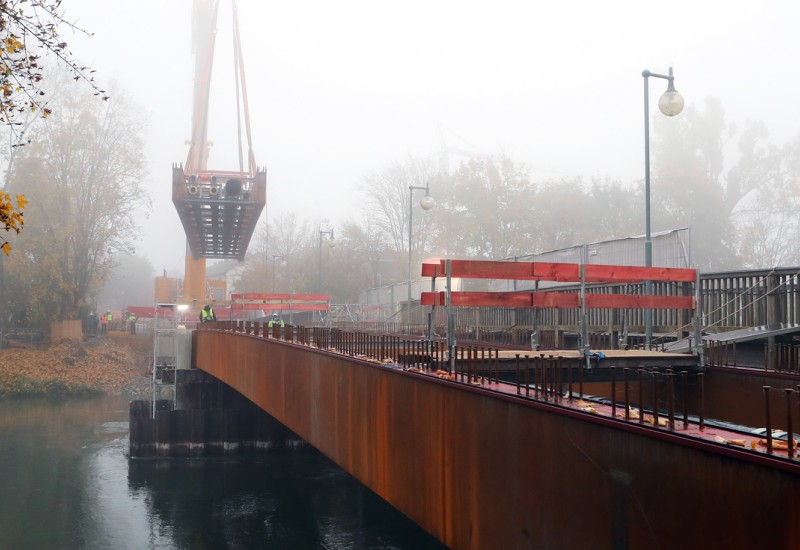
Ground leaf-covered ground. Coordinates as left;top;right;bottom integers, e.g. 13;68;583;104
0;332;152;398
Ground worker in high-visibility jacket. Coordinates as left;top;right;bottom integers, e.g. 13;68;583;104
128;312;137;334
200;305;216;323
267;313;284;328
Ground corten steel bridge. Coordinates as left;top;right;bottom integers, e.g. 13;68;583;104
186;260;800;549
194;321;800;549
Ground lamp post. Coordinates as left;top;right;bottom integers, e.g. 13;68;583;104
271;254;285;293
318;228;335;291
643;67;684;345
408;182;435;324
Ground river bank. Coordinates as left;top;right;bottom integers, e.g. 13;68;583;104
0;332;152;398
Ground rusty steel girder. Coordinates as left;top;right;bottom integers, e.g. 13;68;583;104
195;330;800;549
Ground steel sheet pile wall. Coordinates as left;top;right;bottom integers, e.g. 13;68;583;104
196;331;800;549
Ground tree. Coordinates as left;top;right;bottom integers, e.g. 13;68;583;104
732;133;800;267
0;1;105;253
652;97;785;270
359;156;436;254
433;154;537;259
3;76;148;325
231;213;314;295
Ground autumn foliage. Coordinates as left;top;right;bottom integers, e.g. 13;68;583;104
0;333;151;397
0;0;105;253
0;1;106;130
0;190;24;253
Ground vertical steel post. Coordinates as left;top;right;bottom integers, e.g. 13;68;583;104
763;386;773;454
785;388;794;458
623;368;630;420
446;259;455;374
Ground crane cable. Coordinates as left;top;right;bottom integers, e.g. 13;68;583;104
232;0;256;177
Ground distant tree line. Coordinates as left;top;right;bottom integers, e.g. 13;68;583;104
235;96;800;303
5;85;799;328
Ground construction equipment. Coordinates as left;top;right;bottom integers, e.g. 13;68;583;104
171;0;265;308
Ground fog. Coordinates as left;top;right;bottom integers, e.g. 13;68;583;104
62;0;800;275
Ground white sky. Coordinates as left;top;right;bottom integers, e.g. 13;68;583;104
60;0;800;274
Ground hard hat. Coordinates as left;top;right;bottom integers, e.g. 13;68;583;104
272;313;278;319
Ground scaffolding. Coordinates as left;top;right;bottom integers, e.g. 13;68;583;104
151;303;181;415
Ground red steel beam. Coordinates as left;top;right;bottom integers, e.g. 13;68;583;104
443;259;581;281
425;259;697;285
230;303;329;312
584;264;697;283
230;292;330;301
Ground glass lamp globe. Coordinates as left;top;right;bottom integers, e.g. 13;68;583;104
419;195;435;210
658;90;684;116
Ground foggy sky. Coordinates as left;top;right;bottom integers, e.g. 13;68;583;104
62;0;800;275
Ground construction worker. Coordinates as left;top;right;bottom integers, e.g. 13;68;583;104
129;311;137;334
267;313;284;328
100;313;108;334
106;310;113;331
200;304;216;323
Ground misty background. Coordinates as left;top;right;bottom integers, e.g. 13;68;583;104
5;0;800;317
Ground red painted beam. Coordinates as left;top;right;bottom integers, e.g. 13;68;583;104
443;259;581;282
230;303;329;312
585;264;697;283
230;292;330;301
424;259;697;284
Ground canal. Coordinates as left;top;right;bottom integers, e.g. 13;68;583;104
0;397;445;549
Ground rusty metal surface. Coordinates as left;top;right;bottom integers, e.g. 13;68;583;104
196;330;800;549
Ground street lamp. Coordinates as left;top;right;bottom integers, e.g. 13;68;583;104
318;228;335;291
271;254;286;292
408;182;435;323
643;66;684;345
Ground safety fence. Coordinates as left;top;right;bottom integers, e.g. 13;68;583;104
204;321;800;460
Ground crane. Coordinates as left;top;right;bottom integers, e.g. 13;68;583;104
171;0;266;309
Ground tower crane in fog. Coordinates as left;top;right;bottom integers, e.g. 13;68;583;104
171;0;266;309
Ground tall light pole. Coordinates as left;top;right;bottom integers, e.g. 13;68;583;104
643;66;684;344
408;182;435;323
271;254;285;292
318;228;335;291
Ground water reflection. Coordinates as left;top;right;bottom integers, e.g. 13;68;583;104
0;397;445;549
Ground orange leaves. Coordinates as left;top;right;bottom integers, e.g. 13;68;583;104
0;334;150;397
0;192;26;254
3;35;23;53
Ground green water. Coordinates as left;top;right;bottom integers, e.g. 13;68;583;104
0;397;445;549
